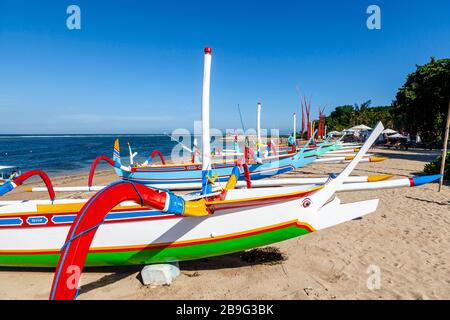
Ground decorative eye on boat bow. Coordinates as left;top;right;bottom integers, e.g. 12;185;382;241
302;198;312;208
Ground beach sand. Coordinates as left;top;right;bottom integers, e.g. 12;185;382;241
0;148;449;300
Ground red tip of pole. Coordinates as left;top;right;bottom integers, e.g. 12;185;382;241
204;47;212;54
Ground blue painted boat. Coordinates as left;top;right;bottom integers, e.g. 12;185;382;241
111;139;339;185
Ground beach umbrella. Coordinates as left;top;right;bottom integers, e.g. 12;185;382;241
388;133;407;139
342;129;355;135
328;131;342;136
351;124;372;131
382;128;397;134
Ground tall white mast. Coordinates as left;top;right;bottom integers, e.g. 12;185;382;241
201;47;212;194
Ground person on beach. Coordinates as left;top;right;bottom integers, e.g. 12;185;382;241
287;133;295;147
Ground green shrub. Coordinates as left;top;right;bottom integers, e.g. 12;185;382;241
424;151;450;180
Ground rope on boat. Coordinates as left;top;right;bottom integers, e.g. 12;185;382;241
58;180;147;253
60;220;105;251
59;182;144;251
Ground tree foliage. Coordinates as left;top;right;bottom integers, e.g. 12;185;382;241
325;101;393;131
324;58;449;146
393;58;450;146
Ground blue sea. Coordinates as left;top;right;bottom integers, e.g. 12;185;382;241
0;135;186;175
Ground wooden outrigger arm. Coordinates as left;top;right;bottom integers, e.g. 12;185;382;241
0;170;55;202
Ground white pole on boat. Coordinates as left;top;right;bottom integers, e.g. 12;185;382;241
201;47;213;194
313;156;387;164
257;102;262;155
26;186;106;192
336;175;442;192
293;112;297;143
24;175;394;193
319;153;374;158
326;147;361;154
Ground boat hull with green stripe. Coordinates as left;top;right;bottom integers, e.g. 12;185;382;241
0;178;378;268
1;123;406;269
0;215;311;267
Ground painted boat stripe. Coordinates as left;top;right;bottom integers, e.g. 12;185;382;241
0;186;320;228
1;210;177;227
0;217;23;226
52;215;77;224
105;210;170;220
0;220;315;255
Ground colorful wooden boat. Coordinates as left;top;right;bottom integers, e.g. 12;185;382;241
0;165;21;183
106;138;340;186
0;112;440;271
0;125;440;300
0;48;436;301
39;121;440;299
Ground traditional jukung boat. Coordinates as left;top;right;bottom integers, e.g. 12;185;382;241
0;161;439;272
35;121;438;299
106;138;349;185
0;123;440;272
0;165;21;183
100;142;385;188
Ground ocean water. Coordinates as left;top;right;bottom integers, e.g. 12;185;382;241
0;135;185;175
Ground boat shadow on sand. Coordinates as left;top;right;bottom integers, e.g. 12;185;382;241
81;248;285;295
0;216;286;296
0;247;286;296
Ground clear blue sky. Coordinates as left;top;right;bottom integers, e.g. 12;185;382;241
1;0;449;134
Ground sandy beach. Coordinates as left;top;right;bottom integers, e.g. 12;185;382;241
0;147;449;300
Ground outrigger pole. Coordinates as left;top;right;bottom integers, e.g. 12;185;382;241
163;132;193;153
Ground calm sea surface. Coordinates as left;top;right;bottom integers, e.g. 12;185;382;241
0;135;184;175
